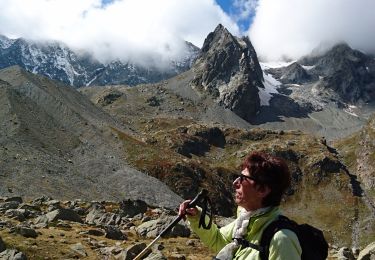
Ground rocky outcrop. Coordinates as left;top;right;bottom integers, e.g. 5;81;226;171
267;62;315;84
300;43;375;103
191;24;263;121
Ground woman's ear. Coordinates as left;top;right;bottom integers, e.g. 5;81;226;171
256;184;271;199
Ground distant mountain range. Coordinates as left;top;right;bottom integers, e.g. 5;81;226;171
0;35;199;87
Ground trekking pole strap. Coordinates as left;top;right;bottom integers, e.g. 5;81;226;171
198;194;213;229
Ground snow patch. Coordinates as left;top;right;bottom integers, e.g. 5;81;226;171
0;38;15;49
258;62;282;106
260;61;295;69
86;76;98;86
302;65;315;70
344;104;358;117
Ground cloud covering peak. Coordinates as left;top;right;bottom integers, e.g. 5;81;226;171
249;0;375;61
0;0;239;66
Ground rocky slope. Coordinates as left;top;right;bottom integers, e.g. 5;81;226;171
0;196;374;259
0;66;182;209
0;35;199;87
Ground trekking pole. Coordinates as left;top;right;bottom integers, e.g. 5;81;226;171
133;189;208;260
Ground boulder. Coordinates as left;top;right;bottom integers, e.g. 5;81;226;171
0;201;20;212
5;209;28;221
120;199;148;218
4;197;23;204
0;236;6;252
144;250;167;260
69;243;87;257
35;208;83;225
119;243;150;260
104;225;126;240
15;225;38;238
136;216;190;238
336;247;355;260
0;249;27;260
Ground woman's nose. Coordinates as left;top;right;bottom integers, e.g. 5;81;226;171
233;177;240;187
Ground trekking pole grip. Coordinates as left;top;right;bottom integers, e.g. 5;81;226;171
133;189;208;260
159;189;208;237
187;188;208;209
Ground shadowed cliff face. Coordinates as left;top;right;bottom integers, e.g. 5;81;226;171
299;43;375;104
191;24;263;121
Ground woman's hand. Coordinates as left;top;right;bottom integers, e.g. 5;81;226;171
179;200;199;219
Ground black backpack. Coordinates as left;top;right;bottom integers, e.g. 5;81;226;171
235;215;328;260
258;215;328;260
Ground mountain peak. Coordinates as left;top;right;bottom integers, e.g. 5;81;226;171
201;24;236;53
191;24;263;122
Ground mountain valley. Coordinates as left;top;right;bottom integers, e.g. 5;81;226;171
0;24;374;259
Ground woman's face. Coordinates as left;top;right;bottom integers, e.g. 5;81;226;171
233;168;270;211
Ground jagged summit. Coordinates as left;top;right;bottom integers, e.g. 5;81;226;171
191;24;264;122
300;43;375;103
0;34;199;87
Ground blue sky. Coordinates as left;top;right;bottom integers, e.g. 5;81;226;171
215;0;256;32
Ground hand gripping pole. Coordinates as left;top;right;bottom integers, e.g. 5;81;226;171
133;189;208;260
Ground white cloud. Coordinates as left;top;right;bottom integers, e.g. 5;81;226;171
233;0;258;22
0;0;239;66
249;0;375;61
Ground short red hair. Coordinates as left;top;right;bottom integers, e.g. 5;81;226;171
242;151;291;207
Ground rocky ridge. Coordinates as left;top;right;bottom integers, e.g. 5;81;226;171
0;35;199;87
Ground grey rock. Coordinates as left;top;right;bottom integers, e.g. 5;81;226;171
30;196;53;206
15;225;38;238
5;209;28;221
0;249;27;260
168;253;186;260
358;242;375;260
35;208;83;225
136;216;190;238
85;206;124;227
104;225;126;240
119;243;149;260
120;199;148;218
144;250;167;260
97;212;123;226
0;201;20;212
85;204;105;224
46;208;82;223
81;229;105;236
97;91;124;106
69;243;87;257
19;203;41;212
0;236;5;252
336;247;355;260
4;197;23;203
98;245;123;256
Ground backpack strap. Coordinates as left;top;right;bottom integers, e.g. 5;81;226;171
259;215;298;260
